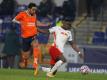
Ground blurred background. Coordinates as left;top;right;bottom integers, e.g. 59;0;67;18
0;0;107;74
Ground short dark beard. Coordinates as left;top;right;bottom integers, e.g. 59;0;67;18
62;26;67;30
31;14;34;16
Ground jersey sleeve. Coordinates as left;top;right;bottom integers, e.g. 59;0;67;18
68;31;73;41
49;26;58;33
15;12;24;21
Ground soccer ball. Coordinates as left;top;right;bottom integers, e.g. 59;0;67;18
80;65;90;74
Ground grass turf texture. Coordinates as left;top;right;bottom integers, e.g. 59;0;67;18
0;69;107;80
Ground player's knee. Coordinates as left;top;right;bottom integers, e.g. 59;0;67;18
21;51;30;59
60;56;66;63
62;58;66;63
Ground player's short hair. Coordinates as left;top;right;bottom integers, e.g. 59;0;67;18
28;3;37;9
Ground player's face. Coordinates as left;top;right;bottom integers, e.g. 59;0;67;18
29;7;37;16
62;21;72;30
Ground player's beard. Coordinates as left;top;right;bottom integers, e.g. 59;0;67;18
31;13;35;16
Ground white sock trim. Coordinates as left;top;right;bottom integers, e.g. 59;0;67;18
42;67;51;72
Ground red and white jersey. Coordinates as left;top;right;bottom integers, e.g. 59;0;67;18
49;26;73;53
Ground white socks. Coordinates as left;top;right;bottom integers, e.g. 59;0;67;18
42;67;51;72
50;60;63;73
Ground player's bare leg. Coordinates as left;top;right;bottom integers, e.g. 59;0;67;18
19;51;30;68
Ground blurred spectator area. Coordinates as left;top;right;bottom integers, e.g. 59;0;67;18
0;0;107;46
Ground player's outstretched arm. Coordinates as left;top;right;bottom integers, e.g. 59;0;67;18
37;21;51;27
69;41;84;59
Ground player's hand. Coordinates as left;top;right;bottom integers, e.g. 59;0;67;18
78;52;84;59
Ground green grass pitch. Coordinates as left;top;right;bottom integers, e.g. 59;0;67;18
0;69;107;80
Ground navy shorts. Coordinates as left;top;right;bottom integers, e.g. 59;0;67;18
21;36;35;52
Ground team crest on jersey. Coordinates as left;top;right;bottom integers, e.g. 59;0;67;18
61;32;68;36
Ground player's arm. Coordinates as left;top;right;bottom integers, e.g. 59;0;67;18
37;26;56;35
12;18;20;24
69;41;84;58
12;12;23;24
37;21;50;27
38;24;56;34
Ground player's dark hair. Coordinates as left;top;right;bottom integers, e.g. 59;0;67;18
28;3;37;9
